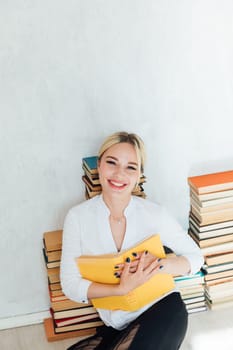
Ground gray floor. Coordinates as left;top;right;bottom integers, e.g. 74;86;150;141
0;307;233;350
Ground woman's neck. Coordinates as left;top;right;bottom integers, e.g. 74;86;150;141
102;192;131;218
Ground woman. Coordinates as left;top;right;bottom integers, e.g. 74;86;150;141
60;131;204;349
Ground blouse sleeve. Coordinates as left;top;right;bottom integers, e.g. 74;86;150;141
60;208;92;304
158;206;204;274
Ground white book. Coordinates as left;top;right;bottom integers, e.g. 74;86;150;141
189;222;233;239
202;261;233;273
189;215;233;232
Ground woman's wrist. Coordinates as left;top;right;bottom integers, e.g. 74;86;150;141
161;256;190;276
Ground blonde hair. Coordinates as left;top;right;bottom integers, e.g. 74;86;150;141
98;131;146;173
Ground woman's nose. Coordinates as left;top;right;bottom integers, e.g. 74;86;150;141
113;165;125;177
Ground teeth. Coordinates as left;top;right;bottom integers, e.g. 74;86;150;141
111;181;124;187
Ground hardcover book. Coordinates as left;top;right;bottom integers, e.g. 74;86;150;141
189;220;233;239
53;312;100;328
188;170;233;194
82;156;99;175
190;206;233;225
190;190;233;208
52;305;97;320
188;229;233;248
190;188;233;202
76;235;175;311
43;317;96;342
54;318;104;333
43;230;63;252
205;251;233;266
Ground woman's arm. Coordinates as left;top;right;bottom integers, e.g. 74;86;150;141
61;208;162;303
157;255;191;276
87;251;162;299
158;206;204;275
60;209;93;304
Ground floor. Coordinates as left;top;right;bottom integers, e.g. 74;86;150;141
0;306;233;350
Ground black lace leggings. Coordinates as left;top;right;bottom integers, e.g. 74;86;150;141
67;292;188;350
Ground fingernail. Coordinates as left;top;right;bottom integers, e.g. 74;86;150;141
114;265;119;269
132;252;137;257
125;257;131;263
159;265;164;269
145;250;148;255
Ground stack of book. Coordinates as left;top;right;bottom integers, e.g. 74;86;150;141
187;170;233;310
175;271;206;313
82;156;147;199
43;230;103;341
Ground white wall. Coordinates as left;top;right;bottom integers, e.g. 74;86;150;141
1;1;233;321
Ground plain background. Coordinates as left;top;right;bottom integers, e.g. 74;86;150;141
1;1;233;320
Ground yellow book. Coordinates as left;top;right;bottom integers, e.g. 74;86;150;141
76;235;175;311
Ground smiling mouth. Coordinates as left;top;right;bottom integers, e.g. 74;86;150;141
108;180;127;190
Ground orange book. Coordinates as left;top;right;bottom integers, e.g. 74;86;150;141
43;230;63;252
51;298;91;312
77;235;175;311
47;267;60;284
188;170;233;194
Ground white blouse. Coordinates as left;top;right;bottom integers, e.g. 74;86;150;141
60;195;204;330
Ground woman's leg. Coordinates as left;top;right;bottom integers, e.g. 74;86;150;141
67;325;121;350
127;292;188;350
67;292;187;350
107;292;187;350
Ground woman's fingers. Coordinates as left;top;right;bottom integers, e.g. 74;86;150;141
115;252;163;281
118;252;164;293
137;250;147;271
120;257;131;277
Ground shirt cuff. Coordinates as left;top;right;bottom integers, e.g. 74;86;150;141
78;278;93;304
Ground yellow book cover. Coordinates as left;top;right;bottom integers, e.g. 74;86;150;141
76;235;175;311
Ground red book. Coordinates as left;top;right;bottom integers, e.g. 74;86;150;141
50;308;100;327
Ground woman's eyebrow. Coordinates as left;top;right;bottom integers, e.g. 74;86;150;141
106;156;118;160
128;162;138;166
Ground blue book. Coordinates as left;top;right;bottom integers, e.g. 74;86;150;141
174;270;204;282
82;156;98;174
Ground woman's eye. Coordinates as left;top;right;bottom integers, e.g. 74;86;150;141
106;160;116;165
127;166;137;171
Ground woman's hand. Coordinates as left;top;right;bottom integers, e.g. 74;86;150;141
88;253;191;300
117;251;162;295
114;251;160;275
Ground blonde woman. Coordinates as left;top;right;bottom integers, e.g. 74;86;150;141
61;131;203;349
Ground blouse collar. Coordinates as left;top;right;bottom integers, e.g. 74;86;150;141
98;193;135;218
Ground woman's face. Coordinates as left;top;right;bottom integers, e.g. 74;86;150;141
98;142;141;197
